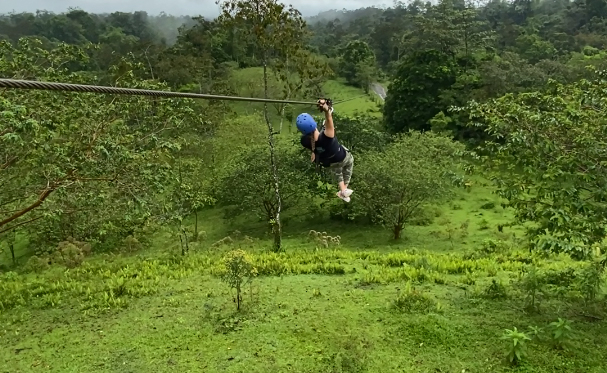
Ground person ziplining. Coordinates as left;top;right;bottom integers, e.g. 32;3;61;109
0;79;358;203
296;99;354;202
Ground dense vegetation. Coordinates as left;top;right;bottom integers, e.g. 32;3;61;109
1;0;607;371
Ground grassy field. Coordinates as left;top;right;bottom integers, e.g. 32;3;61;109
2;176;607;372
226;68;382;133
2;69;607;372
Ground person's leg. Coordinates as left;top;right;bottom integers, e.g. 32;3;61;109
330;162;345;189
342;152;354;189
330;161;350;202
336;153;354;199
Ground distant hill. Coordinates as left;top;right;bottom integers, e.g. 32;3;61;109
305;6;385;25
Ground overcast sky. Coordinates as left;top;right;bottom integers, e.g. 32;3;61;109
0;0;391;18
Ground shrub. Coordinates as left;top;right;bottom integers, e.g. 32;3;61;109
392;282;437;313
484;279;508;299
220;249;258;310
356;131;464;239
501;327;531;365
308;230;341;249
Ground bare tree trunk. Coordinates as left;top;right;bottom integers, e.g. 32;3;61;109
9;243;15;266
279;53;290;134
236;283;241;310
393;224;403;240
393;208;404;240
194;210;199;239
263;53;283;252
279;102;287;134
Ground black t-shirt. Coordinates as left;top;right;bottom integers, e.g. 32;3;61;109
301;131;347;167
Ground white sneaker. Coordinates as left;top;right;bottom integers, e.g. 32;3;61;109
342;189;353;198
336;189;352;202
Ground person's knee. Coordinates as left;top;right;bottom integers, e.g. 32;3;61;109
334;171;344;183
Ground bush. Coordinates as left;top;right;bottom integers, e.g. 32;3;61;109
356;131;464;239
392;282;437;313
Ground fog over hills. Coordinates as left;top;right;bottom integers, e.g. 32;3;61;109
0;0;391;18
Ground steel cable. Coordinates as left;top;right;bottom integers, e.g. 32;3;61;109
0;78;318;105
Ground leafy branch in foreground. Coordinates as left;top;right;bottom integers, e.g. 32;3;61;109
0;37;197;250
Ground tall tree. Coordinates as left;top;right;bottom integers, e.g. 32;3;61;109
217;0;309;251
339;39;376;91
357;131;463;239
383;49;459;133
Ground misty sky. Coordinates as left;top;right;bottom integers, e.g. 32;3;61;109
0;0;391;17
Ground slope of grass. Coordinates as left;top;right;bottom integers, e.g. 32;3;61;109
226;67;381;123
323;79;382;118
2;179;607;373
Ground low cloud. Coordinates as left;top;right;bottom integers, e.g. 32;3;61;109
0;0;389;17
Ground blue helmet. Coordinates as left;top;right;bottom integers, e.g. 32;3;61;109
296;113;317;135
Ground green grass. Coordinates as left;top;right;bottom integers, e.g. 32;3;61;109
323;79;382;117
225;67;382;124
2;178;607;372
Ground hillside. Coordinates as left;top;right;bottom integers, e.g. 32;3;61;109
2;1;607;372
3;175;606;372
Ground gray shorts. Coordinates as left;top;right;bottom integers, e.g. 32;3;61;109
328;151;354;185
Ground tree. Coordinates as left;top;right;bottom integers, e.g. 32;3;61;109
399;0;494;60
327;113;390;153
0;38;196;250
217;0;309;251
166;157;216;248
383;49;459;133
339;40;376;89
356;131;463;239
466;72;607;258
220;249;257;311
272;50;332;133
216;142;311;231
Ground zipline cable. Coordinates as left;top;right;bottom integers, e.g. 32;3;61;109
0;78;317;105
0;78;373;107
332;94;371;104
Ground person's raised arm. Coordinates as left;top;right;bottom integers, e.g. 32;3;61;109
318;99;335;138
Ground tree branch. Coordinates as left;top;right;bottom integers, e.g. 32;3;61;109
0;215;44;235
0;127;13;137
0;195;30;209
1;156;19;170
0;186;55;229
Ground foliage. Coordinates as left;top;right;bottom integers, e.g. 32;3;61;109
576;255;605;303
484;279;509;299
339;40;376;90
466;73;607;257
392;281;438;313
549;318;573;350
215;142;311;231
308;230;341;249
383;49;459;133
355;131;464;239
329;113;390;154
501;327;532;365
220;249;258;310
399;0;494;60
517;266;545;312
0;38;197;251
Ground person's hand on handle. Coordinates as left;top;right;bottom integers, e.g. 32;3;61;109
317;98;330;113
317;98;335;138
